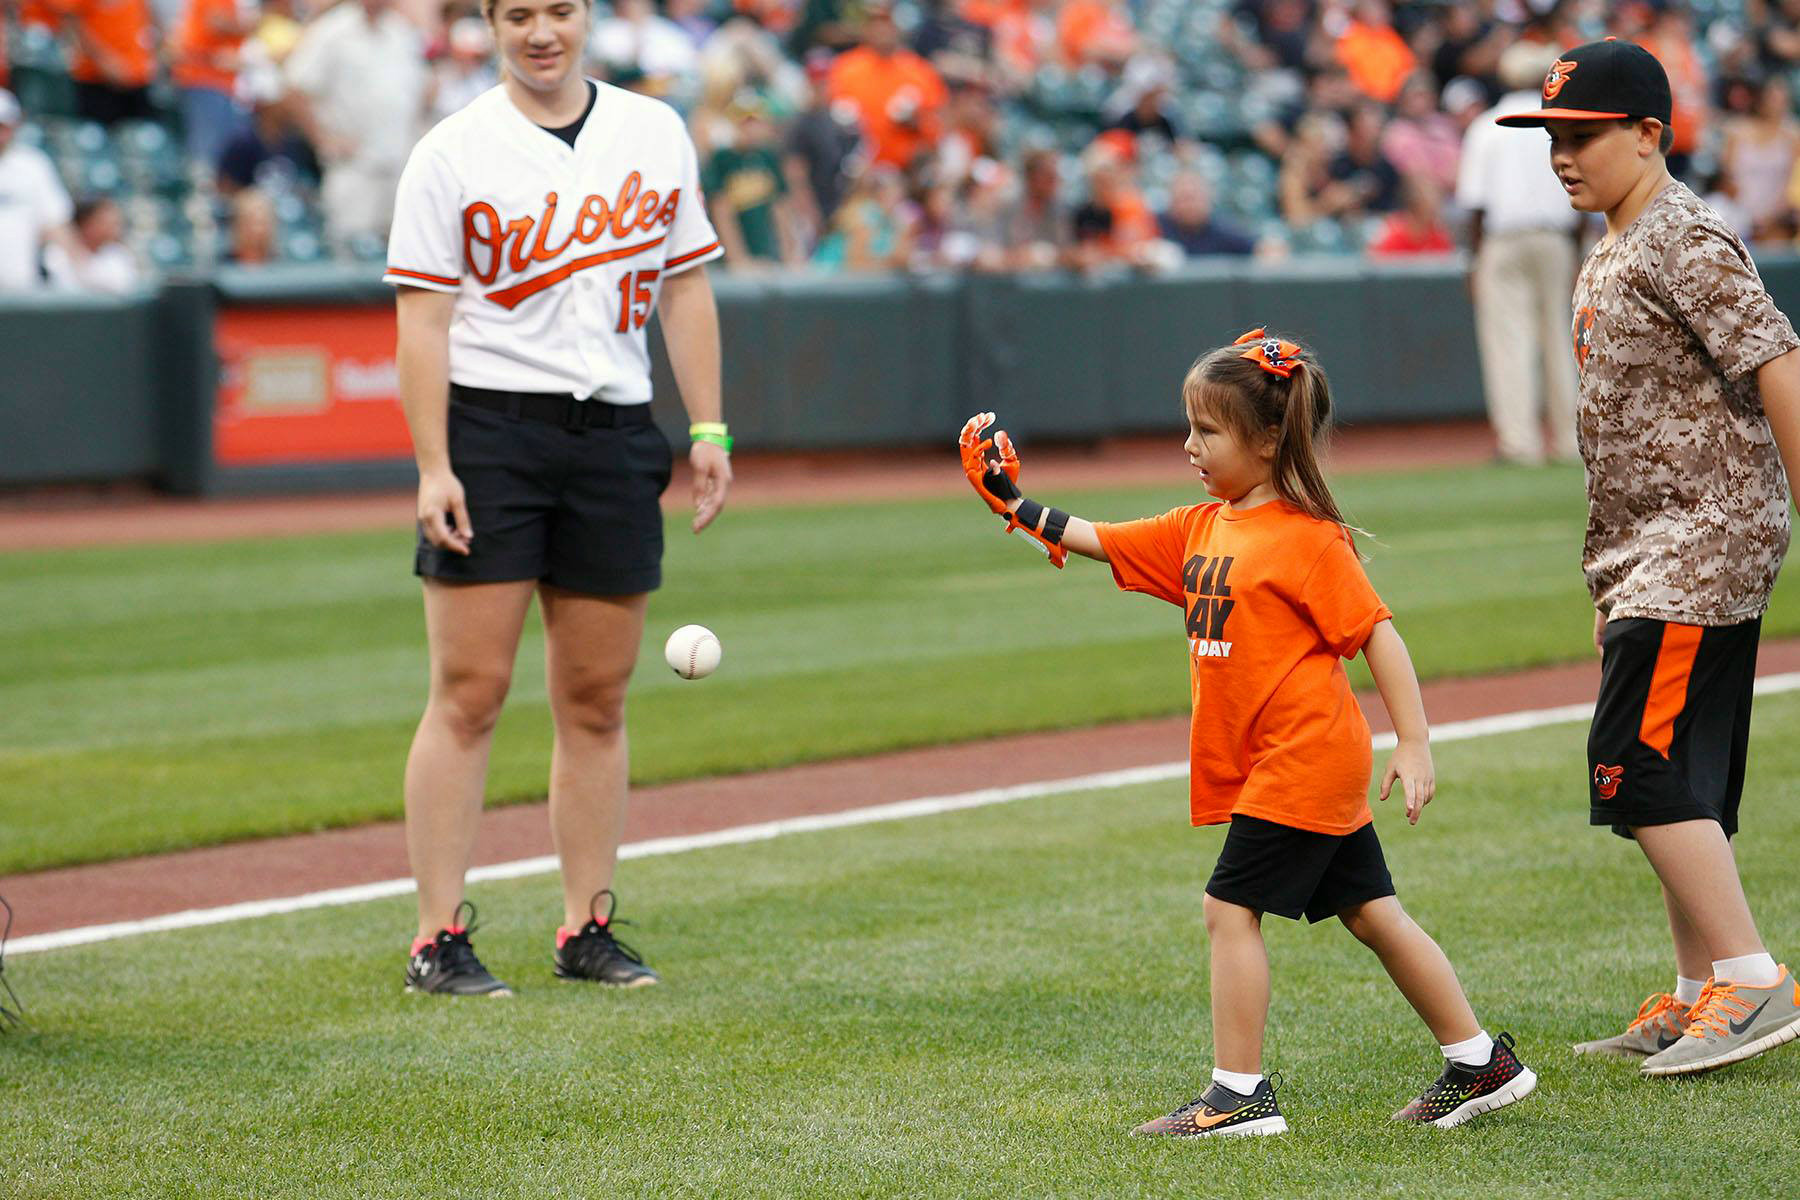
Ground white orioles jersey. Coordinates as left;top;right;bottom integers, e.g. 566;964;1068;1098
383;80;722;404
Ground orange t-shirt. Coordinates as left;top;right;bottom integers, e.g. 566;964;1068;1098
1056;0;1132;67
1334;20;1414;104
54;0;157;87
173;0;246;91
827;45;948;169
1096;500;1392;835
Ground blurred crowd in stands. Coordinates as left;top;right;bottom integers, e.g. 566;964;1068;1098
6;0;1800;290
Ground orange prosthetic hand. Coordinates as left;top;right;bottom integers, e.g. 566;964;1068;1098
958;412;1069;568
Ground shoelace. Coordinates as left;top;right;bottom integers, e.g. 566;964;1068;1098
564;921;647;972
1626;992;1686;1034
1683;979;1754;1039
431;900;485;973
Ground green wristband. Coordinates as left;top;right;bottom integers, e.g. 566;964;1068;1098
691;430;734;452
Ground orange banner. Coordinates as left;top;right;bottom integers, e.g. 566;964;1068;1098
214;305;412;466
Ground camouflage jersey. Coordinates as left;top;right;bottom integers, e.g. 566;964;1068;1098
1571;181;1798;624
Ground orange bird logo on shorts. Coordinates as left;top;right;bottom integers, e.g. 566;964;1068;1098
1544;59;1579;100
1593;763;1624;801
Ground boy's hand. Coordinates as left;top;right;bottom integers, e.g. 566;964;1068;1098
959;411;1021;514
1594;608;1606;657
1379;740;1436;825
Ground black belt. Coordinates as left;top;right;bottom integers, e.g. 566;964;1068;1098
450;383;653;430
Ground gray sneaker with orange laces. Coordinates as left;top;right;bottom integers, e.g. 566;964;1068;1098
1572;992;1690;1059
1641;968;1800;1076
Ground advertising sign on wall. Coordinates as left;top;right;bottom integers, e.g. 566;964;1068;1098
213;306;410;466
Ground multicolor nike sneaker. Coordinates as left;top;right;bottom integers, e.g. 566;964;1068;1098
1572;992;1691;1058
1641;968;1800;1077
1132;1077;1287;1138
404;902;513;997
1393;1032;1537;1129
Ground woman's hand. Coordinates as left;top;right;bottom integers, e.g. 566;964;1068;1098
1379;739;1436;825
690;440;732;533
418;468;472;555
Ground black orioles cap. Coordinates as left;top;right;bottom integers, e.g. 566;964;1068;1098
1495;38;1672;127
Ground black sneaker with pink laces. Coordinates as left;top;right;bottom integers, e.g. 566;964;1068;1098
404;901;512;997
554;890;659;988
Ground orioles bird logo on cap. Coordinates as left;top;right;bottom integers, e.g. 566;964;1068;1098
1543;59;1579;101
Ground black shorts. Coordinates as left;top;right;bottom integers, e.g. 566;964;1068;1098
1589;616;1759;839
415;387;673;595
1205;814;1397;923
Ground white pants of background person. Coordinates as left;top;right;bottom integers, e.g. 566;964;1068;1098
322;160;402;252
1472;228;1579;465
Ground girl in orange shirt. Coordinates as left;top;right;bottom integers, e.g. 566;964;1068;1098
956;330;1537;1138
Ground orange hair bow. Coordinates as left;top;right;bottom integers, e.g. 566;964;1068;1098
1234;327;1302;379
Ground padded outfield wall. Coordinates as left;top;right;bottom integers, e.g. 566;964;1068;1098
10;254;1785;494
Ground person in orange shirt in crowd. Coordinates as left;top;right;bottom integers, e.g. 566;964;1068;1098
172;0;260;164
1636;5;1710;176
51;0;159;124
1055;0;1133;72
826;1;947;171
986;0;1056;91
1333;0;1414;104
955;331;1538;1138
1070;130;1155;266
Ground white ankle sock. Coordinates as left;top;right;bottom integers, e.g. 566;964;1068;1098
1211;1067;1263;1095
1712;953;1781;988
1440;1030;1494;1067
1674;976;1705;1006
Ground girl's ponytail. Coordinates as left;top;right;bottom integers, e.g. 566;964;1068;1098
1273;360;1353;537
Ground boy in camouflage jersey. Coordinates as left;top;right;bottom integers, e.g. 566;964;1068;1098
1499;39;1800;1075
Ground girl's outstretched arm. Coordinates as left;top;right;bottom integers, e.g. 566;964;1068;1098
1051;515;1107;561
1363;620;1435;824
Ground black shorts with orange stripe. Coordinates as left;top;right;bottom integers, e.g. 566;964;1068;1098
1588;617;1760;839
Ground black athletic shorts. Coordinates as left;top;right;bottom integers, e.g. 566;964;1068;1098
414;386;674;595
1205;814;1396;923
1589;616;1760;839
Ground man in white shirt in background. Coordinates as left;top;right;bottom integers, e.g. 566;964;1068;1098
1456;41;1584;465
284;0;428;253
0;89;81;293
46;196;142;293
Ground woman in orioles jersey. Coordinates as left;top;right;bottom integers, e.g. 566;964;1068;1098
957;331;1536;1137
383;0;728;997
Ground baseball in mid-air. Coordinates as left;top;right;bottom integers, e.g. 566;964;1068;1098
664;624;722;680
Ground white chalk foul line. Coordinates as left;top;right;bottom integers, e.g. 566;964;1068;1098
12;672;1800;958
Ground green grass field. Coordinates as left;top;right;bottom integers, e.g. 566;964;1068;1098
7;459;1800;873
5;694;1799;1198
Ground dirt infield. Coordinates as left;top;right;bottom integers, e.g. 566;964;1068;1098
10;637;1800;942
0;421;1497;552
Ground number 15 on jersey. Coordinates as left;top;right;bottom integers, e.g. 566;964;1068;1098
617;269;660;333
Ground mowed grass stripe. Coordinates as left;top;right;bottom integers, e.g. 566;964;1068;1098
7;461;1800;873
3;692;1797;1197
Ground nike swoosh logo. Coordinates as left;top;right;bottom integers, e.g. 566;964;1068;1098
1730;997;1773;1036
1653;1031;1680;1049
